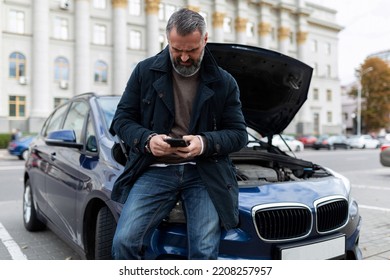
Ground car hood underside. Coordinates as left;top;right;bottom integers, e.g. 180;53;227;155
207;43;313;137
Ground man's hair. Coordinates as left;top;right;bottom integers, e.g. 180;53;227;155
166;8;207;39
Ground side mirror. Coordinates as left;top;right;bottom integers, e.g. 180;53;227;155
45;129;83;149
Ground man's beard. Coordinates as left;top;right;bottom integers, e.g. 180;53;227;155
170;48;204;77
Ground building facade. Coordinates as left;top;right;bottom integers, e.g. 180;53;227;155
1;0;343;135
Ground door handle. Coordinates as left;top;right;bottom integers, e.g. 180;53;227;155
50;152;56;161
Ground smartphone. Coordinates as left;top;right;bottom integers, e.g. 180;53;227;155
164;138;188;147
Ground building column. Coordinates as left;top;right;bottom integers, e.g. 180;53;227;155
277;26;290;54
145;0;160;57
277;7;290;54
74;0;91;95
112;0;128;95
234;0;248;44
296;5;310;63
212;12;224;42
235;17;247;44
186;0;200;12
257;1;273;49
295;4;312;135
29;0;50;132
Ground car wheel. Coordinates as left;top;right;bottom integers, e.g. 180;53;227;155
23;179;45;231
95;206;116;260
19;150;29;161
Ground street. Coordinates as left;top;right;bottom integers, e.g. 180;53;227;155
0;148;389;260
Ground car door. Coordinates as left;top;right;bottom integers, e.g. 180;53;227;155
44;100;89;242
28;103;70;214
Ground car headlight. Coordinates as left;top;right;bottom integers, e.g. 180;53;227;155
349;199;359;220
324;167;351;194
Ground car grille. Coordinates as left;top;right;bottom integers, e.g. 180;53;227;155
253;198;349;241
253;205;312;241
316;199;349;233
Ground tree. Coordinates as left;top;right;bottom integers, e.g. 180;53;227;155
352;57;390;133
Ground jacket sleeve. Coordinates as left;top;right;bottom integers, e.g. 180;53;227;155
201;71;248;156
109;63;155;154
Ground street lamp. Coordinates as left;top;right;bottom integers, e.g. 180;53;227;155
357;66;373;136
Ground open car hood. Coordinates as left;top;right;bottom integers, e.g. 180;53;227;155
207;43;313;137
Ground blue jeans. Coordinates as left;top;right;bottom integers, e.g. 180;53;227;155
112;164;221;259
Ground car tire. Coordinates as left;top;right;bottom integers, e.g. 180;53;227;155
95;206;116;260
19;150;29;161
23;179;45;231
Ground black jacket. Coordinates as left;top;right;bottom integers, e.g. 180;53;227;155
110;46;247;229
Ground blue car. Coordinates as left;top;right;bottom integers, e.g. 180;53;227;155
23;43;362;260
8;135;35;160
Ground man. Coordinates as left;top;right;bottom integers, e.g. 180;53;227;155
110;8;247;259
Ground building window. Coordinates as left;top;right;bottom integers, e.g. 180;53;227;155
9;96;26;117
54;97;69;108
327;111;332;123
159;34;166;51
9;52;26;79
158;3;164;20
165;4;176;20
289;31;294;44
159;3;176;21
271;27;276;41
326;89;332;102
54;57;69;81
93;24;106;45
325;42;331;55
326;65;331;77
94;60;108;83
310;39;317;52
313;63;318;77
313;88;319;101
53;17;69;40
343;112;348;122
246;22;254;37
223;17;232;33
93;0;106;9
129;30;141;49
9;10;25;33
313;113;320;135
129;0;141;16
199;11;208;27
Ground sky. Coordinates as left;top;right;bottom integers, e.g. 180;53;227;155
309;0;390;85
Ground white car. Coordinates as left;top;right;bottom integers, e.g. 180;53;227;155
347;134;380;149
260;134;304;152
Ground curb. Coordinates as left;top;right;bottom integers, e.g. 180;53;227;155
0;149;15;160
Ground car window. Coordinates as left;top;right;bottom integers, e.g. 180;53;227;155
62;101;89;142
44;104;69;137
96;96;120;130
85;114;97;153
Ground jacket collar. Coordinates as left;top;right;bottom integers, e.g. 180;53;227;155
150;45;223;85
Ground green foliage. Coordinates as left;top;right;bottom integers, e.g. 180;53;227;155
0;134;12;149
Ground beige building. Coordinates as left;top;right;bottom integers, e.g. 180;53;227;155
1;0;342;135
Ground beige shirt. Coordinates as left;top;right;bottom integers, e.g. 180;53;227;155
157;70;199;164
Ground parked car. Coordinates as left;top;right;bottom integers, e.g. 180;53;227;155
380;143;390;167
7;135;35;160
347;134;380;149
297;135;317;148
312;135;351;150
261;134;304;152
23;43;361;260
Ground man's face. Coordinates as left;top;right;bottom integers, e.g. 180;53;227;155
168;27;208;77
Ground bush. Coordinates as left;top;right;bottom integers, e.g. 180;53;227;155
0;134;12;149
